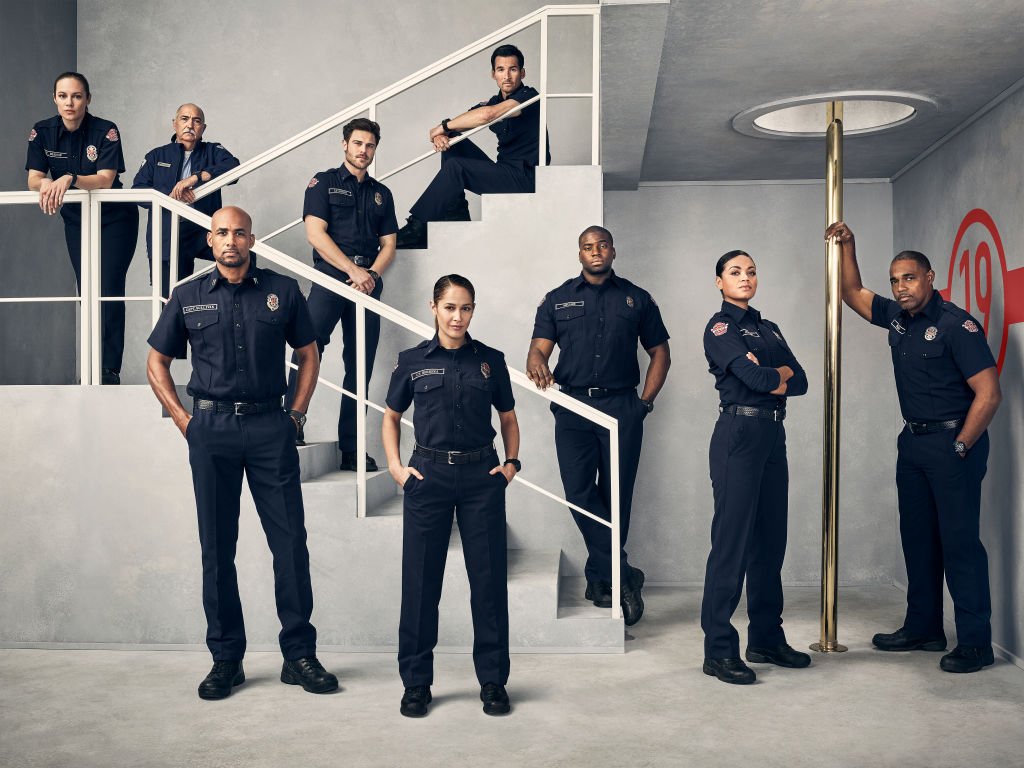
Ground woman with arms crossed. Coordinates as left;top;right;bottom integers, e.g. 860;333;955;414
701;250;811;685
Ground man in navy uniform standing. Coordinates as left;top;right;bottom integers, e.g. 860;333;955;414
826;221;1002;673
133;103;240;297
286;118;397;472
147;206;338;699
395;43;549;249
526;226;671;626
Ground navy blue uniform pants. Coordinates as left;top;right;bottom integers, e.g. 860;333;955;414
398;452;510;687
552;392;646;584
701;413;789;659
409;139;534;222
896;428;991;647
63;203;138;372
186;408;317;661
286;261;382;451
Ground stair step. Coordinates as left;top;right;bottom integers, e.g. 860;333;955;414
301;467;397;514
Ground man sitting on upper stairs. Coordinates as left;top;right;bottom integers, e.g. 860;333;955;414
395;43;550;249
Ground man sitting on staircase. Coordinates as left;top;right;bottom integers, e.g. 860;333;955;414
395;43;550;249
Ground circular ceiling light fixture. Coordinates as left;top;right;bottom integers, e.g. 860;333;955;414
732;91;937;140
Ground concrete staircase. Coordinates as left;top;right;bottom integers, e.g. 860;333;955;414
0;386;622;653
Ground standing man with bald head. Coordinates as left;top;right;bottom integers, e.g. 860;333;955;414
148;206;338;699
134;103;240;296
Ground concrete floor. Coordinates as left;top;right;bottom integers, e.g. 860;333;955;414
2;586;1023;768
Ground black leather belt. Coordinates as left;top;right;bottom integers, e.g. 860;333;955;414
905;419;963;435
414;443;495;464
560;386;634;398
194;398;282;415
720;404;786;422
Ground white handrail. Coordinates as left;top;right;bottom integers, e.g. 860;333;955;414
191;4;599;204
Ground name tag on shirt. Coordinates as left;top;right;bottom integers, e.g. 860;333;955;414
554;301;584;310
44;150;68;158
182;303;218;314
329;188;353;197
157;161;172;168
411;368;445;380
740;328;760;338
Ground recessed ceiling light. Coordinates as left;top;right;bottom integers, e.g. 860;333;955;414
732;91;937;139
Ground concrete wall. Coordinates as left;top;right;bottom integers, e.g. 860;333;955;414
75;0;591;384
0;0;78;384
893;87;1024;662
605;181;898;585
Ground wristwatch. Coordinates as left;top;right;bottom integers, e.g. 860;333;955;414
503;458;522;472
639;399;654;414
953;440;967;458
441;118;452;134
367;269;381;283
65;172;78;187
287;409;307;429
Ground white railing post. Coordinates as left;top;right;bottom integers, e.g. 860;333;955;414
591;8;601;166
89;194;102;385
169;211;180;297
356;302;367;518
78;196;92;385
539;13;549;168
609;427;622;620
151;200;163;323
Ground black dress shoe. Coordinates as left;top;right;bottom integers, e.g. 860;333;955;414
585;580;612;608
340;452;378;472
703;657;756;685
940;645;995;673
198;660;244;700
746;644;812;668
280;657;339;693
400;685;432;717
101;368;120;385
872;627;947;652
480;682;511;716
396;216;428;249
621;566;645;626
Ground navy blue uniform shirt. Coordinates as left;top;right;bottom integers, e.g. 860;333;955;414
132;138;240;262
148;263;316;401
704;301;808;408
532;271;670;389
871;291;995;421
25;112;127;226
386;335;515;451
476;83;550;167
303;165;398;266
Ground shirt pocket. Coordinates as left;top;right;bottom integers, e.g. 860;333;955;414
255;309;286;344
412;373;445;398
184;312;220;332
554;304;585;341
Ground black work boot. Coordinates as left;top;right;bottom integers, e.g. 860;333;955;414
396;216;428;249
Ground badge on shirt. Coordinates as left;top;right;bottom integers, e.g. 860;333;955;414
86;145;98;162
924;326;938;341
963;320;979;333
28;129;37;142
374;191;383;206
105;128;119;142
266;293;280;311
626;296;634;308
481;362;491;379
711;322;728;337
307;177;318;189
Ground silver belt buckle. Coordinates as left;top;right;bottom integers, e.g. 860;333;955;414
234;402;245;416
447;451;456;465
587;387;600;397
773;410;780;422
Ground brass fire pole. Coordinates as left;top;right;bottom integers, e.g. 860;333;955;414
811;102;847;653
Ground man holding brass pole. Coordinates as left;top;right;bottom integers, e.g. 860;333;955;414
825;221;1001;673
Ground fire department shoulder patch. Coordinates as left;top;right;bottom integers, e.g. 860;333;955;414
962;320;979;333
28;129;37;142
307;177;318;189
105;128;119;142
710;322;728;337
